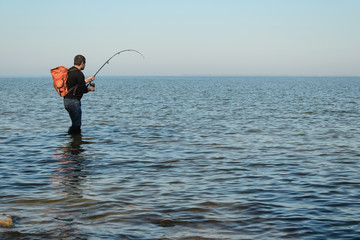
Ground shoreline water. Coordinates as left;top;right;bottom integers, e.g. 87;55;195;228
1;76;359;239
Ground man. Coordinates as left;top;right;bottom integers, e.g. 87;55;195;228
64;55;95;134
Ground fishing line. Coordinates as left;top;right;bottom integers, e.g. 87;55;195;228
93;49;145;77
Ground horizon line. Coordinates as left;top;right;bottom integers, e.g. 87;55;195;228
0;74;359;78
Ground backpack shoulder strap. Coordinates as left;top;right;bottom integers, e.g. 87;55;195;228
66;68;80;96
70;84;79;96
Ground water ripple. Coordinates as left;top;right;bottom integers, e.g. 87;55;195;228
0;76;360;239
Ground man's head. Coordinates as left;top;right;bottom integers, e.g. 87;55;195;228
74;55;86;70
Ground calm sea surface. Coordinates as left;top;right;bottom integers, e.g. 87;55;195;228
0;76;359;239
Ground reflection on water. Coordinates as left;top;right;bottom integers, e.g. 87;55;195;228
37;134;89;239
52;134;87;198
0;76;360;239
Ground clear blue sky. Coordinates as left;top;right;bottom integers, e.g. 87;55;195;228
0;0;359;76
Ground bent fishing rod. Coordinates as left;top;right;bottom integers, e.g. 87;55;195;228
93;49;145;78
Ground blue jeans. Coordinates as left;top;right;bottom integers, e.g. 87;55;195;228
64;98;82;134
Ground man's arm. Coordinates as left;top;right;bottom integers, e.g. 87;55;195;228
85;76;95;83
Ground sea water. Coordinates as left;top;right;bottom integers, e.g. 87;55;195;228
0;76;359;239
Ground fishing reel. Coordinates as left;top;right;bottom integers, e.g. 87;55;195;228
87;82;95;91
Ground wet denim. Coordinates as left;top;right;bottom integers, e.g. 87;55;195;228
64;98;82;134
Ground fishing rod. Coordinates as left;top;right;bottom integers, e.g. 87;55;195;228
93;49;145;77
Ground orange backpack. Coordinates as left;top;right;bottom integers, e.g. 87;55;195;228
50;66;70;97
50;66;78;97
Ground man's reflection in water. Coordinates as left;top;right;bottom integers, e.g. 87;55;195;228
48;134;91;236
52;134;88;197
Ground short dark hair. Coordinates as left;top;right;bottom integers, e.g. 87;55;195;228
74;55;86;65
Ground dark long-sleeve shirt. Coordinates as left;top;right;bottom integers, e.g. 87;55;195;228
64;66;89;100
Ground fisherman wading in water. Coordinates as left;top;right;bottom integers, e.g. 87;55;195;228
64;55;95;135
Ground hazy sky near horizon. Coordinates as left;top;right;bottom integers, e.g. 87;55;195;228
0;0;359;76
